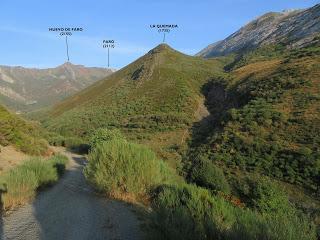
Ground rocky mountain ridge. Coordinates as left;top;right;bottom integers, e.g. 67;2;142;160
0;62;114;112
198;4;320;57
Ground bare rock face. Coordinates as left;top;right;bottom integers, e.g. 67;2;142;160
0;63;115;112
198;4;320;58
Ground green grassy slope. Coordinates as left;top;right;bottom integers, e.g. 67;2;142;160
0;104;48;155
44;44;228;165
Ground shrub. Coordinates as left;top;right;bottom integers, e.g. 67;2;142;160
18;158;58;187
47;134;66;146
84;138;178;200
238;176;294;215
0;105;49;156
47;134;89;153
149;184;316;240
190;157;231;194
0;167;38;209
88;128;124;149
150;184;230;240
0;154;68;210
15;134;48;156
249;177;294;215
48;154;69;176
64;137;89;154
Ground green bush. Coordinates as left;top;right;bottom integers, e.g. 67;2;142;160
149;184;316;240
0;154;68;210
18;158;58;187
46;133;89;153
47;134;66;146
0;167;38;209
0;105;49;156
249;177;294;215
150;184;229;240
230;211;315;240
84;138;178;199
64;137;89;154
88;128;124;149
48;154;69;176
234;176;297;216
190;157;230;194
14;133;48;156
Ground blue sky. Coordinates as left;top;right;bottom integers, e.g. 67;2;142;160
0;0;318;69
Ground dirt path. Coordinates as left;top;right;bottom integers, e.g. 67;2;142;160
0;149;143;240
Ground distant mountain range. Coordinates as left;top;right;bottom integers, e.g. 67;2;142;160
0;62;114;112
197;4;320;57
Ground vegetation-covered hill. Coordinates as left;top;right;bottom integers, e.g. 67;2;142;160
44;44;228;166
0;104;48;155
180;44;320;239
187;44;320;216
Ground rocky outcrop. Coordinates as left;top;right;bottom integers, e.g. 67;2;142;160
198;4;320;58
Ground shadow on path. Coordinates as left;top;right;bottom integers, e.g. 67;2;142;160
0;189;5;240
1;152;144;240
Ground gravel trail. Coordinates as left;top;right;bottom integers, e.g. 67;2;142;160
0;149;143;240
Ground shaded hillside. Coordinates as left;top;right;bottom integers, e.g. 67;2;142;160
0;104;48;155
0;63;114;112
189;44;320;194
44;44;228;166
198;4;320;57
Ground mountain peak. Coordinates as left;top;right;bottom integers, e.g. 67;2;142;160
62;61;73;66
149;43;175;54
58;62;82;68
198;3;320;57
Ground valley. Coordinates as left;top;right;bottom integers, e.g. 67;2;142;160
0;2;319;240
42;44;229;167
